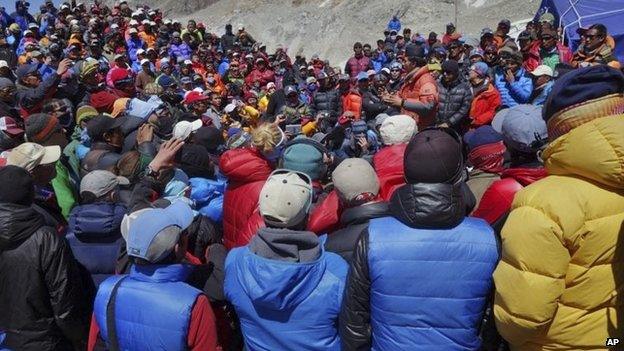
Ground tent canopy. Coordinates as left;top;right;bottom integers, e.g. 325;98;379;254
535;0;624;63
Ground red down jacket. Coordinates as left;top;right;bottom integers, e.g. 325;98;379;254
219;148;273;249
373;144;407;201
472;166;547;225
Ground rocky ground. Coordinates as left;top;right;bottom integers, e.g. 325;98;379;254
148;0;540;66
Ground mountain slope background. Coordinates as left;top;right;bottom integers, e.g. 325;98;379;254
160;0;540;66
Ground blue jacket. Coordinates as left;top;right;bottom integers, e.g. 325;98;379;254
94;264;201;351
126;38;145;63
189;177;226;223
372;52;387;72
67;202;126;286
494;67;533;108
168;43;191;61
366;216;498;350
530;80;554;106
225;244;347;350
387;17;401;32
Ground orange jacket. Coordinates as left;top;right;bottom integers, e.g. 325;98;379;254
470;83;501;127
341;89;362;119
399;66;438;129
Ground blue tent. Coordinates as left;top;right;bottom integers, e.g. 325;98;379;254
535;0;624;63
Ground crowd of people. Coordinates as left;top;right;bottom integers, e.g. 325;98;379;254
0;0;623;350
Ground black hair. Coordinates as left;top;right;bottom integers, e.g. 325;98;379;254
353;42;362;49
363;43;371;49
589;23;607;38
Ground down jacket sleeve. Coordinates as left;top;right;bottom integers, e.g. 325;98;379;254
507;75;532;104
339;229;371;351
493;203;569;346
43;228;94;350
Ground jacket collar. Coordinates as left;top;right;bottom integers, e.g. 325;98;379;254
389;183;465;229
130;263;193;283
340;202;389;226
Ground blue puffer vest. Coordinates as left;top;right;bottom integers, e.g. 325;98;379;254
367;216;499;350
225;243;347;351
94;264;201;351
66;202;126;286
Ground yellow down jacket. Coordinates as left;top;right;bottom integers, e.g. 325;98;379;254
493;114;624;351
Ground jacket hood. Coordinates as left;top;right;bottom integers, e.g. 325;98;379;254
219;147;273;183
0;203;45;250
235;244;327;311
501;166;547;186
68;202;126;242
341;202;389;226
389;182;464;229
543;114;624;189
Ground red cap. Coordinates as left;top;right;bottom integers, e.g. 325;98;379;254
110;68;131;84
0;117;25;136
184;91;210;105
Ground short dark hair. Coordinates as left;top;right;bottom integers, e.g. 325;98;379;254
353;42;362;49
363;43;371;49
589;23;607;37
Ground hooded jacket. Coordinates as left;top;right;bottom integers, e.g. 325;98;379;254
220;148;272;249
494;114;624;351
225;228;347;351
0;203;93;351
340;183;499;350
66;202;126;286
373;143;407;200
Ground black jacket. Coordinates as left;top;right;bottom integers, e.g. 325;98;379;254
436;78;472;130
325;202;389;262
311;88;342;119
339;182;468;350
361;89;397;122
0;203;94;351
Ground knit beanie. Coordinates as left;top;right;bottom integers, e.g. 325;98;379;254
404;128;463;184
380;114;417;145
333;158;380;203
281;140;324;181
25;114;59;143
543;65;624;139
76;105;99;125
441;60;459;76
0;165;35;206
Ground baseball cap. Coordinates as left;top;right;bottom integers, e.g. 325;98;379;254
173;119;203;140
333;158;380;203
124;201;194;263
284;85;298;96
224;103;237;113
530;65;554;77
539;12;555;25
157;75;176;88
492;104;548;153
7;142;61;172
180;76;192;85
184;91;209;105
0;60;8;69
140;58;150;66
259;169;313;228
86;114;128;140
183;59;193;66
470;62;489;77
356;71;369;81
16;63;39;80
136;49;145;55
128;28;138;34
80;170;129;198
0;117;25;136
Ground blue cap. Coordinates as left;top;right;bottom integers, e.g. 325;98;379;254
492;105;548;153
157;75;176;88
356;71;369;81
463;125;503;151
16;63;39;80
125;201;194;263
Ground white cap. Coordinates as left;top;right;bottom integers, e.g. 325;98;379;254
128;28;138;34
129;19;139;26
163;19;172;25
111;23;119;29
28;22;38;29
140;58;150;65
259;170;313;228
142;19;150;24
531;65;554;77
69;19;79;25
173;119;203;140
149;21;156;26
60;4;69;9
7;143;61;172
224;103;236;113
0;60;8;69
183;59;193;65
136;48;145;55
